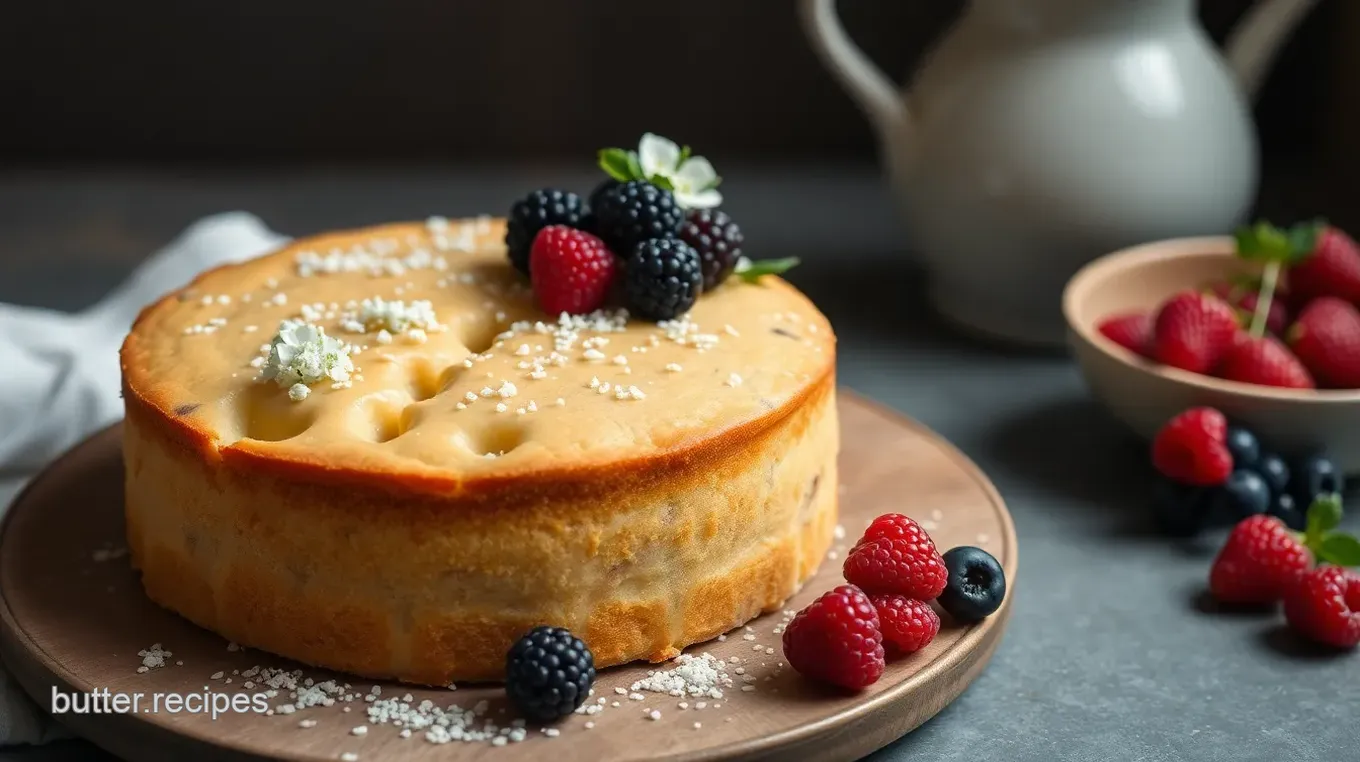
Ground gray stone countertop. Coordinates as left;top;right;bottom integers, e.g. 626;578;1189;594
0;164;1355;762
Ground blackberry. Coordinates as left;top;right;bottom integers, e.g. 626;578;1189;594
624;238;703;321
505;626;595;723
506;189;587;277
680;209;744;291
588;178;619;212
594;180;682;254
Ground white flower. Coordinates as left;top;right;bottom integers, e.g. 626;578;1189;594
636;133;722;210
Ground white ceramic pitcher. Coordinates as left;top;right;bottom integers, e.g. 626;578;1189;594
800;0;1318;346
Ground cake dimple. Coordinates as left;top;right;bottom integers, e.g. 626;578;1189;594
122;217;834;489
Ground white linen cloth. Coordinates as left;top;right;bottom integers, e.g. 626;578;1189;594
0;212;287;746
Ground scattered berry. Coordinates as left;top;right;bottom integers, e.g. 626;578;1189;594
843;531;948;600
1284;565;1360;648
1096;312;1153;357
1151;291;1240;374
506;189;588;277
870;594;940;654
1152;479;1212;537
855;513;936;550
1209;469;1271;521
1268;492;1306;531
1217;334;1315;389
782;585;885;690
505;626;596;722
528;226;618;315
623;238;703;320
936;546;1007;623
593;180;683;254
1224;426;1261;469
1256;453;1291;498
1286;225;1360;305
1209;515;1313;605
1150;407;1233;487
1291;453;1344;509
1288;297;1360;389
679;209;744;291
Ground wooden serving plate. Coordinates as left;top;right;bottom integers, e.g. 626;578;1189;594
0;392;1017;762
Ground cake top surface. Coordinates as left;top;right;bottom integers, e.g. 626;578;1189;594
122;217;834;488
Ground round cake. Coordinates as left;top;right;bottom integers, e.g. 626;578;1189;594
120;216;838;684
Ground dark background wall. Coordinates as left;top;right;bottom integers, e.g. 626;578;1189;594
0;0;1349;166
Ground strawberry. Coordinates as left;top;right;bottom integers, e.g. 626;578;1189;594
1209;515;1313;604
1151;291;1240;374
1287;226;1360;306
1288;297;1360;389
1216;334;1315;389
1284;565;1360;648
1150;407;1233;486
782;585;885;689
528;225;618;316
1209;280;1289;336
1096;312;1153;357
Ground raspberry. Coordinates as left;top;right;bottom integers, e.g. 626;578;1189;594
869;594;940;654
781;585;885;689
1209;515;1313;604
854;513;935;550
1284;565;1360;648
679;209;744;291
623;238;703;320
529;226;618;316
504;626;596;722
593;180;683;254
1152;290;1240;374
505;189;588;277
843;536;948;600
1150;407;1233;487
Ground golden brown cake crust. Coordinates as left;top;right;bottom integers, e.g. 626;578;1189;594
120;217;839;683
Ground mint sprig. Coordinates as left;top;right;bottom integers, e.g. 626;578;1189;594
599;148;644;183
1233;219;1324;338
734;256;800;284
1298;493;1360;566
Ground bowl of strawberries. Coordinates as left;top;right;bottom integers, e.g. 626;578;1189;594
1064;220;1360;473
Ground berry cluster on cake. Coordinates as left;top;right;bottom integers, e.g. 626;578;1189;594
119;134;838;686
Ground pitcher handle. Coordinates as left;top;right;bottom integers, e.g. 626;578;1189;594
1224;0;1320;101
797;0;907;138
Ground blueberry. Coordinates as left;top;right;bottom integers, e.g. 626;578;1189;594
937;546;1007;623
1224;426;1261;469
1256;453;1291;497
1268;492;1306;531
1209;469;1271;521
1153;479;1212;537
1291;454;1344;508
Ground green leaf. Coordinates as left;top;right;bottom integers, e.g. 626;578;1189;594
598;148;640;182
647;174;675;192
1317;533;1360;567
735;257;800;283
677;144;692;166
1306;493;1344;544
626;151;644;182
1234;219;1325;265
1285;218;1326;262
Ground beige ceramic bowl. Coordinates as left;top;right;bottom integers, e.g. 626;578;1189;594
1064;235;1360;474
